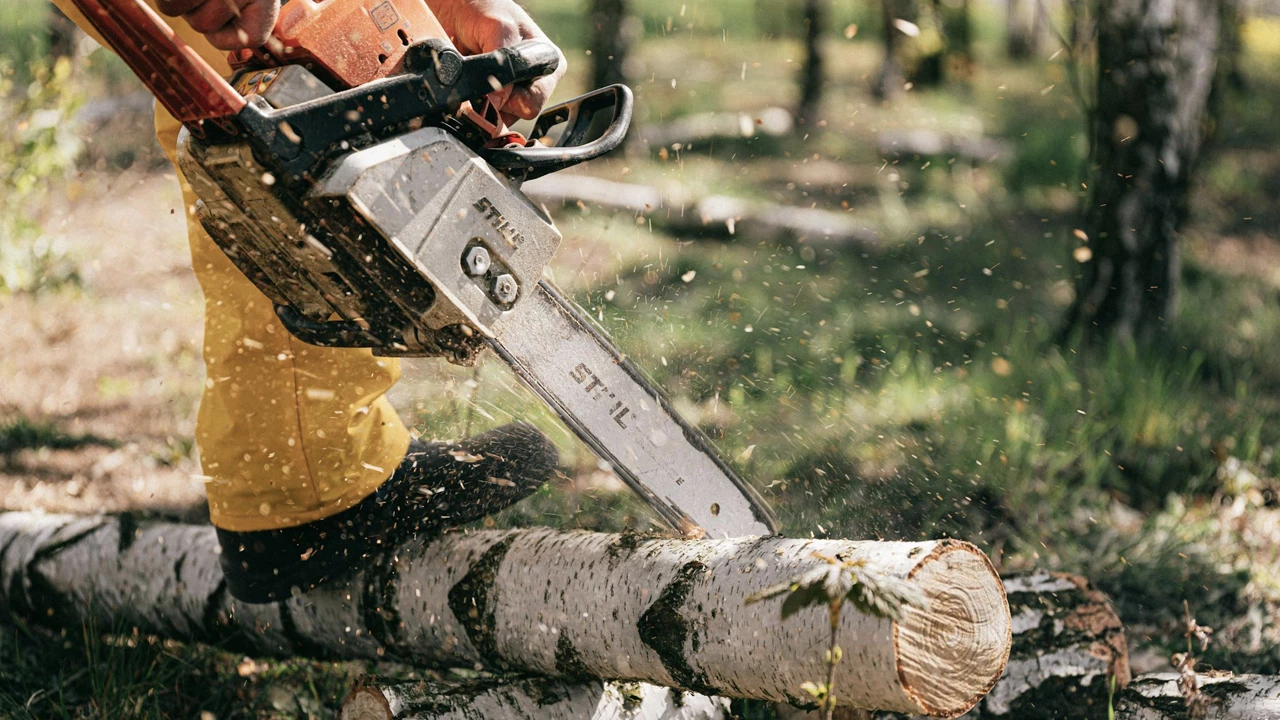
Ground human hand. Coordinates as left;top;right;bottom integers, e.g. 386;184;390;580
428;0;567;125
156;0;280;51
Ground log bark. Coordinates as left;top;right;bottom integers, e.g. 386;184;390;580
972;572;1130;718
0;512;1010;717
342;677;727;720
783;572;1130;719
1115;673;1280;719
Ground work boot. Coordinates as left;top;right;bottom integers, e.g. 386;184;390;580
216;422;558;603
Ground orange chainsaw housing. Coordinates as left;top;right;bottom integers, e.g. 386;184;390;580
229;0;451;88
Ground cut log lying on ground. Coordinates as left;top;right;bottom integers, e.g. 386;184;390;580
522;175;881;250
1115;673;1280;719
0;512;1010;717
781;572;1130;719
973;572;1131;718
876;130;1010;164
342;677;727;720
639;107;794;151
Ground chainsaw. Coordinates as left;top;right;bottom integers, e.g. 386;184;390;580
69;0;778;539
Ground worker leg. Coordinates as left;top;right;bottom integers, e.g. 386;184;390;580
51;0;412;532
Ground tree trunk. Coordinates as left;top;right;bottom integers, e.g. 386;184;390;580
589;0;636;90
914;0;947;87
342;677;727;720
0;512;1011;717
1115;673;1280;719
875;0;908;99
1005;0;1038;59
796;0;827;127
1066;0;1220;344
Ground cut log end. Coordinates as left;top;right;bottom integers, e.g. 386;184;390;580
896;541;1011;718
341;686;394;720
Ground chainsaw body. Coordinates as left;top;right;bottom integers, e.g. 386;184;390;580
71;0;778;538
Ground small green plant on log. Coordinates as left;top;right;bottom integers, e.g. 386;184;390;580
745;552;926;720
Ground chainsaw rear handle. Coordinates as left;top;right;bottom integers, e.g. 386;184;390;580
65;0;560;155
237;38;562;178
482;85;634;182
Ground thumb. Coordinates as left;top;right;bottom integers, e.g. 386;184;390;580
206;0;278;50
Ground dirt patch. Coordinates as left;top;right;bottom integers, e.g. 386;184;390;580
1;169;207;516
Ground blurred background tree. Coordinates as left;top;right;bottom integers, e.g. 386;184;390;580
1066;0;1222;343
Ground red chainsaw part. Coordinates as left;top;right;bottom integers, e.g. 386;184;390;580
66;0;245;134
229;0;450;89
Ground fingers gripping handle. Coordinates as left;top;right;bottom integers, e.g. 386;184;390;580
67;0;245;132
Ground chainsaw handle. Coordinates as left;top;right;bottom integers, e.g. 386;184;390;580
414;38;561;96
481;85;633;181
67;0;245;134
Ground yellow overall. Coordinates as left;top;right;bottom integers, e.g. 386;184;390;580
52;0;412;532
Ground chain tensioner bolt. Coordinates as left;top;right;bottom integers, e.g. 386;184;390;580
491;273;519;305
463;245;491;276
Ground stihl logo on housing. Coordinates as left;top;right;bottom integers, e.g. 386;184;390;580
369;2;400;31
474;197;525;248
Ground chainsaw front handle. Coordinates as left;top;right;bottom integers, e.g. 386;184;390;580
68;0;245;135
482;85;634;181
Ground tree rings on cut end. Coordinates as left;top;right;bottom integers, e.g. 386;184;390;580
894;540;1011;718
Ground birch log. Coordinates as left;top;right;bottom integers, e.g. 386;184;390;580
853;572;1130;719
1115;673;1280;719
342;677;727;720
0;512;1010;717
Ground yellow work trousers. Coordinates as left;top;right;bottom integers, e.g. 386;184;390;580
52;0;412;532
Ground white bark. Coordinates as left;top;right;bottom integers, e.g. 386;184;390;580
0;512;1009;717
342;678;727;720
1116;673;1280;720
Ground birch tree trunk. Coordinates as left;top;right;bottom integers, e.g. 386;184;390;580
0;512;1010;717
1066;0;1220;343
342;677;727;720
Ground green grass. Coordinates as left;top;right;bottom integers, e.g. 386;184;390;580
0;413;116;457
0;0;52;71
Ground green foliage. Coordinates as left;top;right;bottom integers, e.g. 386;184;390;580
0;0;54;72
0;56;84;294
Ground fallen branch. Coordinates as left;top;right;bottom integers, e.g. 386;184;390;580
342;677;726;720
0;512;1009;717
876;130;1010;164
522;176;881;251
639;107;794;150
